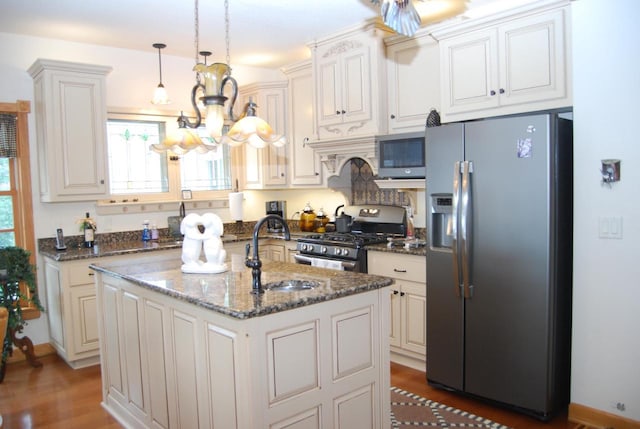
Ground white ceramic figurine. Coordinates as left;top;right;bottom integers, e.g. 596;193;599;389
180;213;228;273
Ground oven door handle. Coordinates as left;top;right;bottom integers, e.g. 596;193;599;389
293;253;356;270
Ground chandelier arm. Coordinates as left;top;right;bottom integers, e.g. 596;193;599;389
221;75;239;122
181;83;204;129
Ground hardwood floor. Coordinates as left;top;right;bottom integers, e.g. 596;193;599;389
0;354;575;428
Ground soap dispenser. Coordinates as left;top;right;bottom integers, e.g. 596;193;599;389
142;220;151;241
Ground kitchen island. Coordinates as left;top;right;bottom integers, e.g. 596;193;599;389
91;257;393;429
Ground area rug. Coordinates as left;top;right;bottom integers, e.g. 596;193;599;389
390;387;512;428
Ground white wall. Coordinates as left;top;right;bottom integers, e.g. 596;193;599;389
571;0;640;420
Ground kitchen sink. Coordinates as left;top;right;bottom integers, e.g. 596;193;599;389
264;279;320;292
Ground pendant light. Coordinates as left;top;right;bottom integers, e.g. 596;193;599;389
151;43;171;105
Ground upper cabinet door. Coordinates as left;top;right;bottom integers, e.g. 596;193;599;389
498;8;567;106
29;59;112;202
315;41;371;128
310;21;392;142
440;29;500;114
437;2;571;123
282;61;323;186
386;31;441;133
316;54;342;127
238;82;288;189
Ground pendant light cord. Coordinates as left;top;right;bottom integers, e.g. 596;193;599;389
225;0;231;76
157;47;163;84
194;0;201;84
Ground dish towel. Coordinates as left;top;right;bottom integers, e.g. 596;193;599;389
311;258;344;271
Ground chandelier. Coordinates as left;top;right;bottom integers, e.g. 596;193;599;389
151;0;284;154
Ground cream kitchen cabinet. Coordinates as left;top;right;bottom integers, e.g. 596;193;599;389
385;29;441;133
95;264;390;429
238;82;288;189
282;60;323;186
368;250;426;370
435;1;571;122
310;20;392;141
42;249;180;368
43;257;101;368
28;59;112;202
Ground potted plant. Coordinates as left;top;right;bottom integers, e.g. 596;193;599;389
0;246;44;382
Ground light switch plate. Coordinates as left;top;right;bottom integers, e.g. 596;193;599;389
598;216;623;239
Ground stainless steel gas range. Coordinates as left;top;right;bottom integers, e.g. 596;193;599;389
294;205;407;273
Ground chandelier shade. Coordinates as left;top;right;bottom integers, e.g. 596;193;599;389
227;99;286;148
150;113;216;155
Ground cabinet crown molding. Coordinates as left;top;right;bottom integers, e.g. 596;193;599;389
27;58;112;78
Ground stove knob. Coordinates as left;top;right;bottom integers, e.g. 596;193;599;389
320;246;328;254
342;249;349;257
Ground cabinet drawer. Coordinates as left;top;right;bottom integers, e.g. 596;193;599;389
367;252;426;283
67;261;95;286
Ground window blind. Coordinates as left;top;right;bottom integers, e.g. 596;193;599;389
0;114;17;158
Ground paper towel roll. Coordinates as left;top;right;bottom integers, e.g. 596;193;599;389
229;192;244;221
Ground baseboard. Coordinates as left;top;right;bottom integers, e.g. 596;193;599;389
390;350;425;372
6;342;56;364
569;402;640;429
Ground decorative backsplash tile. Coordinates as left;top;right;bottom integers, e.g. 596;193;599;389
350;158;408;206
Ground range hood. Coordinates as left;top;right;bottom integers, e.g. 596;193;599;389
306;135;378;178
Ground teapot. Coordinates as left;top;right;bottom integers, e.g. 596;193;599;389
299;202;317;232
334;204;353;233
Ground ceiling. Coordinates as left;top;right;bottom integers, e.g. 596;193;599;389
1;0;537;68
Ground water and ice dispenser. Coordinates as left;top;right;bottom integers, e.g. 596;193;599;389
430;194;453;249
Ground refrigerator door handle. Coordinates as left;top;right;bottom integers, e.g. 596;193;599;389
461;161;474;298
451;161;462;298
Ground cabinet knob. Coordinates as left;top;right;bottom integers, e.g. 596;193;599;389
499;88;505;94
314;172;319;176
336;110;341;115
393;290;399;295
393;268;407;273
490;90;496;96
390;114;396;119
400;292;405;297
281;173;285;177
341;110;346;114
303;137;309;147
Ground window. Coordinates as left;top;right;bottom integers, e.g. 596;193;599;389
0;101;39;320
0;159;17;247
106;111;235;203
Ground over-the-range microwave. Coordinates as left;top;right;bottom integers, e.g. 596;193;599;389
375;131;426;179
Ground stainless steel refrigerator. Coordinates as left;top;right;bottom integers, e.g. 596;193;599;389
425;112;573;420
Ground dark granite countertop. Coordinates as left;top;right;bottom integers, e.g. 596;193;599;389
40;232;426;261
90;258;393;320
38;233;311;262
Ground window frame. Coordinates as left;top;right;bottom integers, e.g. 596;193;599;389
105;109;239;204
0;100;39;320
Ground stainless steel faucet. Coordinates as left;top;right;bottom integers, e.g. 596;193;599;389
245;214;291;294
